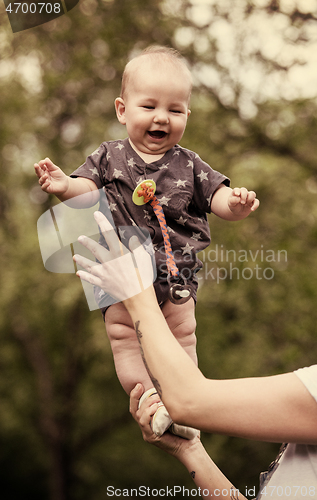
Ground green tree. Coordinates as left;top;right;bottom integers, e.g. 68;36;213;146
1;0;317;498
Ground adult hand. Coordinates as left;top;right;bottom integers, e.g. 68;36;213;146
73;211;155;301
129;384;200;458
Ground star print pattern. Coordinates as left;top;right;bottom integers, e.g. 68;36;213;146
198;170;209;182
89;167;100;177
143;210;152;221
191;232;202;241
175;179;187;188
91;147;101;157
127;158;135;168
70;138;230;307
181;242;195;255
119;228;126;240
144;241;155;255
175;216;187;226
113;169;123;179
158;196;171;206
116;193;124;204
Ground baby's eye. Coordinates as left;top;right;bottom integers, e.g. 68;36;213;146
142;105;155;110
170;109;182;114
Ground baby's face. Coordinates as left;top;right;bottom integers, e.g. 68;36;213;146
117;60;191;158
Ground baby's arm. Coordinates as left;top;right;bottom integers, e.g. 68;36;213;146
34;157;99;204
210;184;259;221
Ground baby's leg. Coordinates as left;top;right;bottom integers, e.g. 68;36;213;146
105;297;199;439
161;297;198;366
105;298;198;395
104;302;153;395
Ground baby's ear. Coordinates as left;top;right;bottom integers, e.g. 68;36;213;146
115;97;127;124
187;109;191;118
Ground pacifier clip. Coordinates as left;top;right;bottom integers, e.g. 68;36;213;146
132;180;192;304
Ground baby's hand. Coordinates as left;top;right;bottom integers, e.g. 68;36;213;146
228;187;259;216
34;157;69;195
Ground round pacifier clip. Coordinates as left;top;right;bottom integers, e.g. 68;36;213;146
132;180;192;304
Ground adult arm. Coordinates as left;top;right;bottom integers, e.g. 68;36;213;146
130;384;246;500
126;288;317;444
74;212;317;444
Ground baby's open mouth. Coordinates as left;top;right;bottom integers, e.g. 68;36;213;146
148;130;167;139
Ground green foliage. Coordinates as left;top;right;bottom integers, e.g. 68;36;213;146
1;0;317;498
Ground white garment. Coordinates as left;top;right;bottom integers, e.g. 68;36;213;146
295;365;317;403
256;365;317;499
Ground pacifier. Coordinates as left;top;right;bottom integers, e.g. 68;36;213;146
167;274;192;305
132;180;156;205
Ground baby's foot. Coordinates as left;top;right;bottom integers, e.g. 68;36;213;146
139;388;172;435
170;422;199;440
138;388;199;440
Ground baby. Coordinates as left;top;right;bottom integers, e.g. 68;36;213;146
35;46;259;439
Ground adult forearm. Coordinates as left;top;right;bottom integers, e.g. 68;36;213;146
125;288;205;423
75;212;317;442
177;441;246;500
125;289;317;442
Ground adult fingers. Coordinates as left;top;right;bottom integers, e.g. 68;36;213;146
75;269;101;287
77;234;111;263
129;384;144;421
94;211;125;258
132;246;155;290
73;253;98;273
129;235;140;253
130;384;160;425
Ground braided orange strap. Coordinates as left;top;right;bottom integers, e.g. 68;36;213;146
133;181;179;278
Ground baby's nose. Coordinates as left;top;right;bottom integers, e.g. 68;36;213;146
153;110;169;124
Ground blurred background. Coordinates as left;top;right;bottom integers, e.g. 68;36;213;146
0;0;317;498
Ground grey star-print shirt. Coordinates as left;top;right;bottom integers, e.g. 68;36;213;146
71;138;230;309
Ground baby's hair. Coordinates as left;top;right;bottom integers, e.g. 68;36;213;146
140;45;185;60
120;45;192;100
